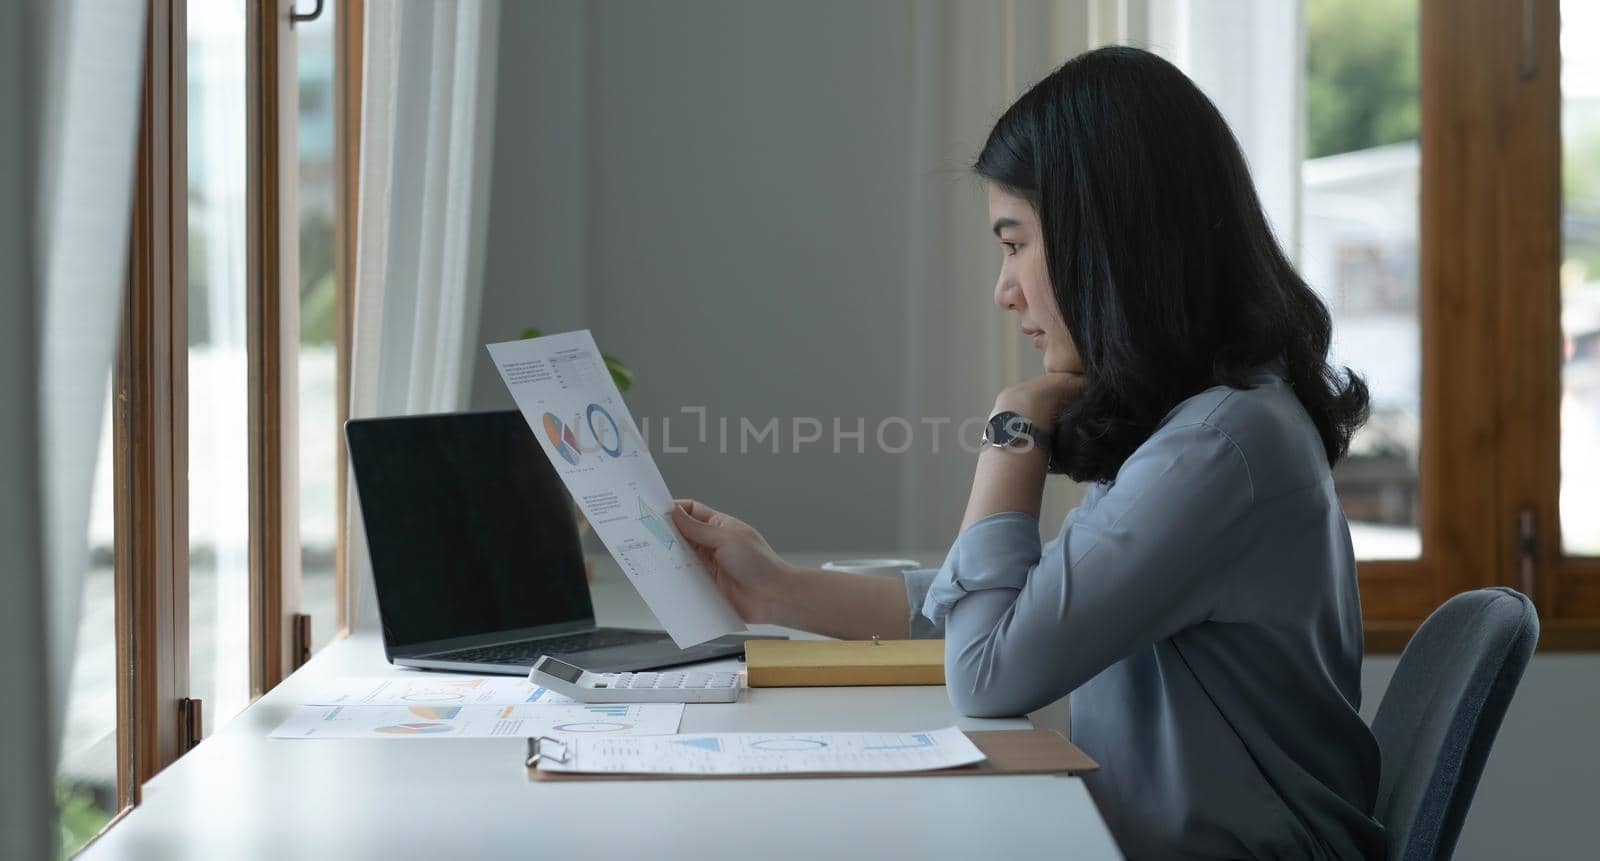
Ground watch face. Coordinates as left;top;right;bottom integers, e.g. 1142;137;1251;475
985;411;1022;447
985;411;1040;450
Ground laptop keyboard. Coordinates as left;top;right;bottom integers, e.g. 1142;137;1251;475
434;629;665;666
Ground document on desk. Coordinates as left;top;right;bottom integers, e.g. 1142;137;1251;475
270;702;684;740
538;726;986;775
487;330;744;648
302;676;576;707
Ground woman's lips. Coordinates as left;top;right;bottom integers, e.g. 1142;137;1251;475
1022;327;1045;349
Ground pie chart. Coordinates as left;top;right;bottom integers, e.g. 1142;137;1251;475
586;403;624;457
543;412;581;465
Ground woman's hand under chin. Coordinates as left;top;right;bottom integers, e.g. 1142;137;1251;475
993;371;1088;434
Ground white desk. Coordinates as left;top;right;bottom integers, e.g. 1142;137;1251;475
83;561;1121;860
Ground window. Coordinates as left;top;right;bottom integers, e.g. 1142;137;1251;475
186;0;252;739
77;1;362;850
1547;0;1600;641
1305;0;1422;560
55;392;118;855
296;0;341;653
1330;0;1600;648
1560;0;1600;556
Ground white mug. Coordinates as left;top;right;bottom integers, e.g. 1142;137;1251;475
820;558;923;577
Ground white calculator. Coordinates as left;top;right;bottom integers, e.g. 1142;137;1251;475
529;655;742;703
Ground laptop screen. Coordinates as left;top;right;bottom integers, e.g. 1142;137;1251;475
345;410;593;649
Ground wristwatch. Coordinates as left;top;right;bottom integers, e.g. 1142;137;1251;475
982;410;1050;453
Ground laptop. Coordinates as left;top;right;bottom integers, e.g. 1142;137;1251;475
345;409;773;674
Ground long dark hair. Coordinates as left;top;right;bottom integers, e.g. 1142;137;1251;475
974;46;1369;483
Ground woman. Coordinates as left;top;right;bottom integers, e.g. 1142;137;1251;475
669;47;1385;858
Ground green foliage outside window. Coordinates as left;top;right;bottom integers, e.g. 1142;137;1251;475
57;779;112;859
300;211;337;345
1305;0;1419;158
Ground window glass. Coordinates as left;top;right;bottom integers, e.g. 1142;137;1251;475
1304;0;1422;558
296;0;339;651
1561;0;1600;554
56;385;118;857
187;0;251;736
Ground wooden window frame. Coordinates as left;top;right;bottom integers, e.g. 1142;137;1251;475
246;0;295;696
112;0;361;808
247;0;369;693
263;0;364;660
334;0;363;642
118;0;189;799
1362;0;1599;650
1507;0;1600;646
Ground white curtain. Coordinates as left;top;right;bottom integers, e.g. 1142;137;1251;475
0;1;145;857
1140;0;1305;257
347;0;502;630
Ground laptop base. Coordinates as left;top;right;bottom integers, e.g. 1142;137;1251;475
393;633;785;675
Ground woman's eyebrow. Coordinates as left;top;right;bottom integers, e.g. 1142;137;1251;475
991;217;1022;236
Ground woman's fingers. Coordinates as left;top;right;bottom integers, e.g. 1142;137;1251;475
670;503;725;547
673;498;719;524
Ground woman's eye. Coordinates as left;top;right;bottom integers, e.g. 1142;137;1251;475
1000;241;1019;256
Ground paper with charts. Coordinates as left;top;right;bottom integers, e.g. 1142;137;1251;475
301;676;577;707
539;726;986;775
487;330;744;648
269;702;685;740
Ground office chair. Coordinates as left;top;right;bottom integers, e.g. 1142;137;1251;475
1371;587;1539;860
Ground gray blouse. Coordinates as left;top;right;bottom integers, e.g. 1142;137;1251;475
904;370;1385;859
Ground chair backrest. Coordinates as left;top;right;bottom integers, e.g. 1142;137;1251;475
1372;587;1539;860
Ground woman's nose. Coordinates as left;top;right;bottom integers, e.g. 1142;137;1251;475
994;276;1024;312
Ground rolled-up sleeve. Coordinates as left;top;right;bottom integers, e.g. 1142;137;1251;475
900;569;943;639
930;421;1256;718
922;513;1042;626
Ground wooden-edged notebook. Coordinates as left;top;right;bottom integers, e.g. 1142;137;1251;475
744;639;944;687
526;729;1098;782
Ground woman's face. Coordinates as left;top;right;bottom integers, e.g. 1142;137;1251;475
987;184;1083;374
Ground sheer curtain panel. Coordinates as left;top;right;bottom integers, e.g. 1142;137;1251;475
0;0;145;856
347;0;502;629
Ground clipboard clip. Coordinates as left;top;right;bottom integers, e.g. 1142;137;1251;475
526;736;570;768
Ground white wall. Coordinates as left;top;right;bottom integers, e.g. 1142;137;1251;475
469;0;1100;553
1360;653;1600;860
472;0;913;551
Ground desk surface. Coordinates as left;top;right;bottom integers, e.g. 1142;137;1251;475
84;561;1120;860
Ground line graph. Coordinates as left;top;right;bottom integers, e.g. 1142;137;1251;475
637;498;677;550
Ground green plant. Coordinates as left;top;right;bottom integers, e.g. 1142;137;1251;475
56;779;112;859
519;328;634;391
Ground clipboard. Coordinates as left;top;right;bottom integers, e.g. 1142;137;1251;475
525;729;1098;782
